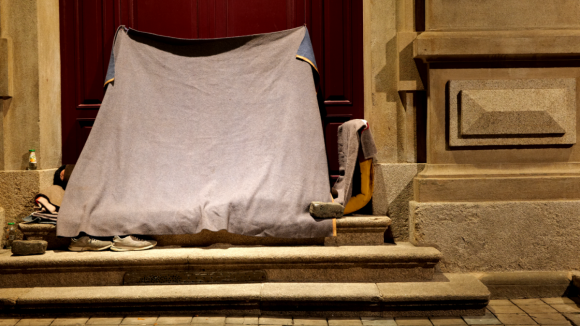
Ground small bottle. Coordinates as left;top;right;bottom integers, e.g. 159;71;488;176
6;222;15;249
28;149;37;170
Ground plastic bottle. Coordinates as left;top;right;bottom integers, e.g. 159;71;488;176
28;149;37;170
5;222;15;249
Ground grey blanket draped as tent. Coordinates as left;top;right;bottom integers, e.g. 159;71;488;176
57;26;333;238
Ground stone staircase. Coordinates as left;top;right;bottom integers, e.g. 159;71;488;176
0;216;490;317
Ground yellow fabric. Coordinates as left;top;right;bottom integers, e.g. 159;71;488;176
296;55;319;73
104;78;115;87
344;158;374;214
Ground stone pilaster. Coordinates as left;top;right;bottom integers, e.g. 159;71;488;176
364;0;427;233
410;0;580;272
0;0;61;245
0;0;61;171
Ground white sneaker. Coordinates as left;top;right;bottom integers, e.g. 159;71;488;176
69;236;113;251
111;235;157;251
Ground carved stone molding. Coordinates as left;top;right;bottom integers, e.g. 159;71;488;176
448;78;576;147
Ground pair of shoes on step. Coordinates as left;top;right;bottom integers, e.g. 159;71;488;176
68;235;157;252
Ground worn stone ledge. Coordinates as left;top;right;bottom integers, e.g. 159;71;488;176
0;243;438;270
0;273;489;317
0;243;441;287
18;223;55;234
261;283;382;302
416;163;580;178
17;283;264;305
478;271;571;285
0;288;31;306
414;164;580;202
324;216;391;246
484;284;571;300
0;243;440;271
379;274;490;302
475;271;572;299
414;30;580;61
335;215;391;229
19;215;391;248
8;217;401;286
415;175;580;202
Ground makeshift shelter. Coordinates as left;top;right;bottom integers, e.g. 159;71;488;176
57;26;333;238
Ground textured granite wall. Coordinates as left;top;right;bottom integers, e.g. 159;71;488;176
0;0;61;170
410;200;580;272
449;79;576;147
0;0;61;236
364;0;401;164
373;163;424;241
407;0;580;274
364;0;427;229
425;0;580;31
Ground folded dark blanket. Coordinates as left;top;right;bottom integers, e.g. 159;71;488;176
23;213;57;225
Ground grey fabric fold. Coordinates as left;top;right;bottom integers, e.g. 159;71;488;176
332;120;377;206
361;128;378;160
57;26;333;238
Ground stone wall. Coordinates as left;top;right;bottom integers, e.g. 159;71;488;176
0;0;61;246
425;0;580;31
0;170;55;225
410;200;580;272
373;163;424;241
0;0;61;170
407;0;580;272
364;0;424;164
364;0;426;241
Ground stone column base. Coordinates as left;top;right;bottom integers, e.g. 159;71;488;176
0;169;56;246
373;163;425;242
410;200;580;272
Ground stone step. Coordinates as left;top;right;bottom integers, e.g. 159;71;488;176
477;271;573;299
0;274;489;317
18;215;391;249
0;243;441;287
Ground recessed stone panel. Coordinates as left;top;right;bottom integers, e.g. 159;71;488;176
426;0;580;31
460;89;567;136
449;79;576;146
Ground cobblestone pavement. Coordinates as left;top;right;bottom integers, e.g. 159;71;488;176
2;298;580;326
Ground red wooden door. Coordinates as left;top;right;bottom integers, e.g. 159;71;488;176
60;0;363;181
